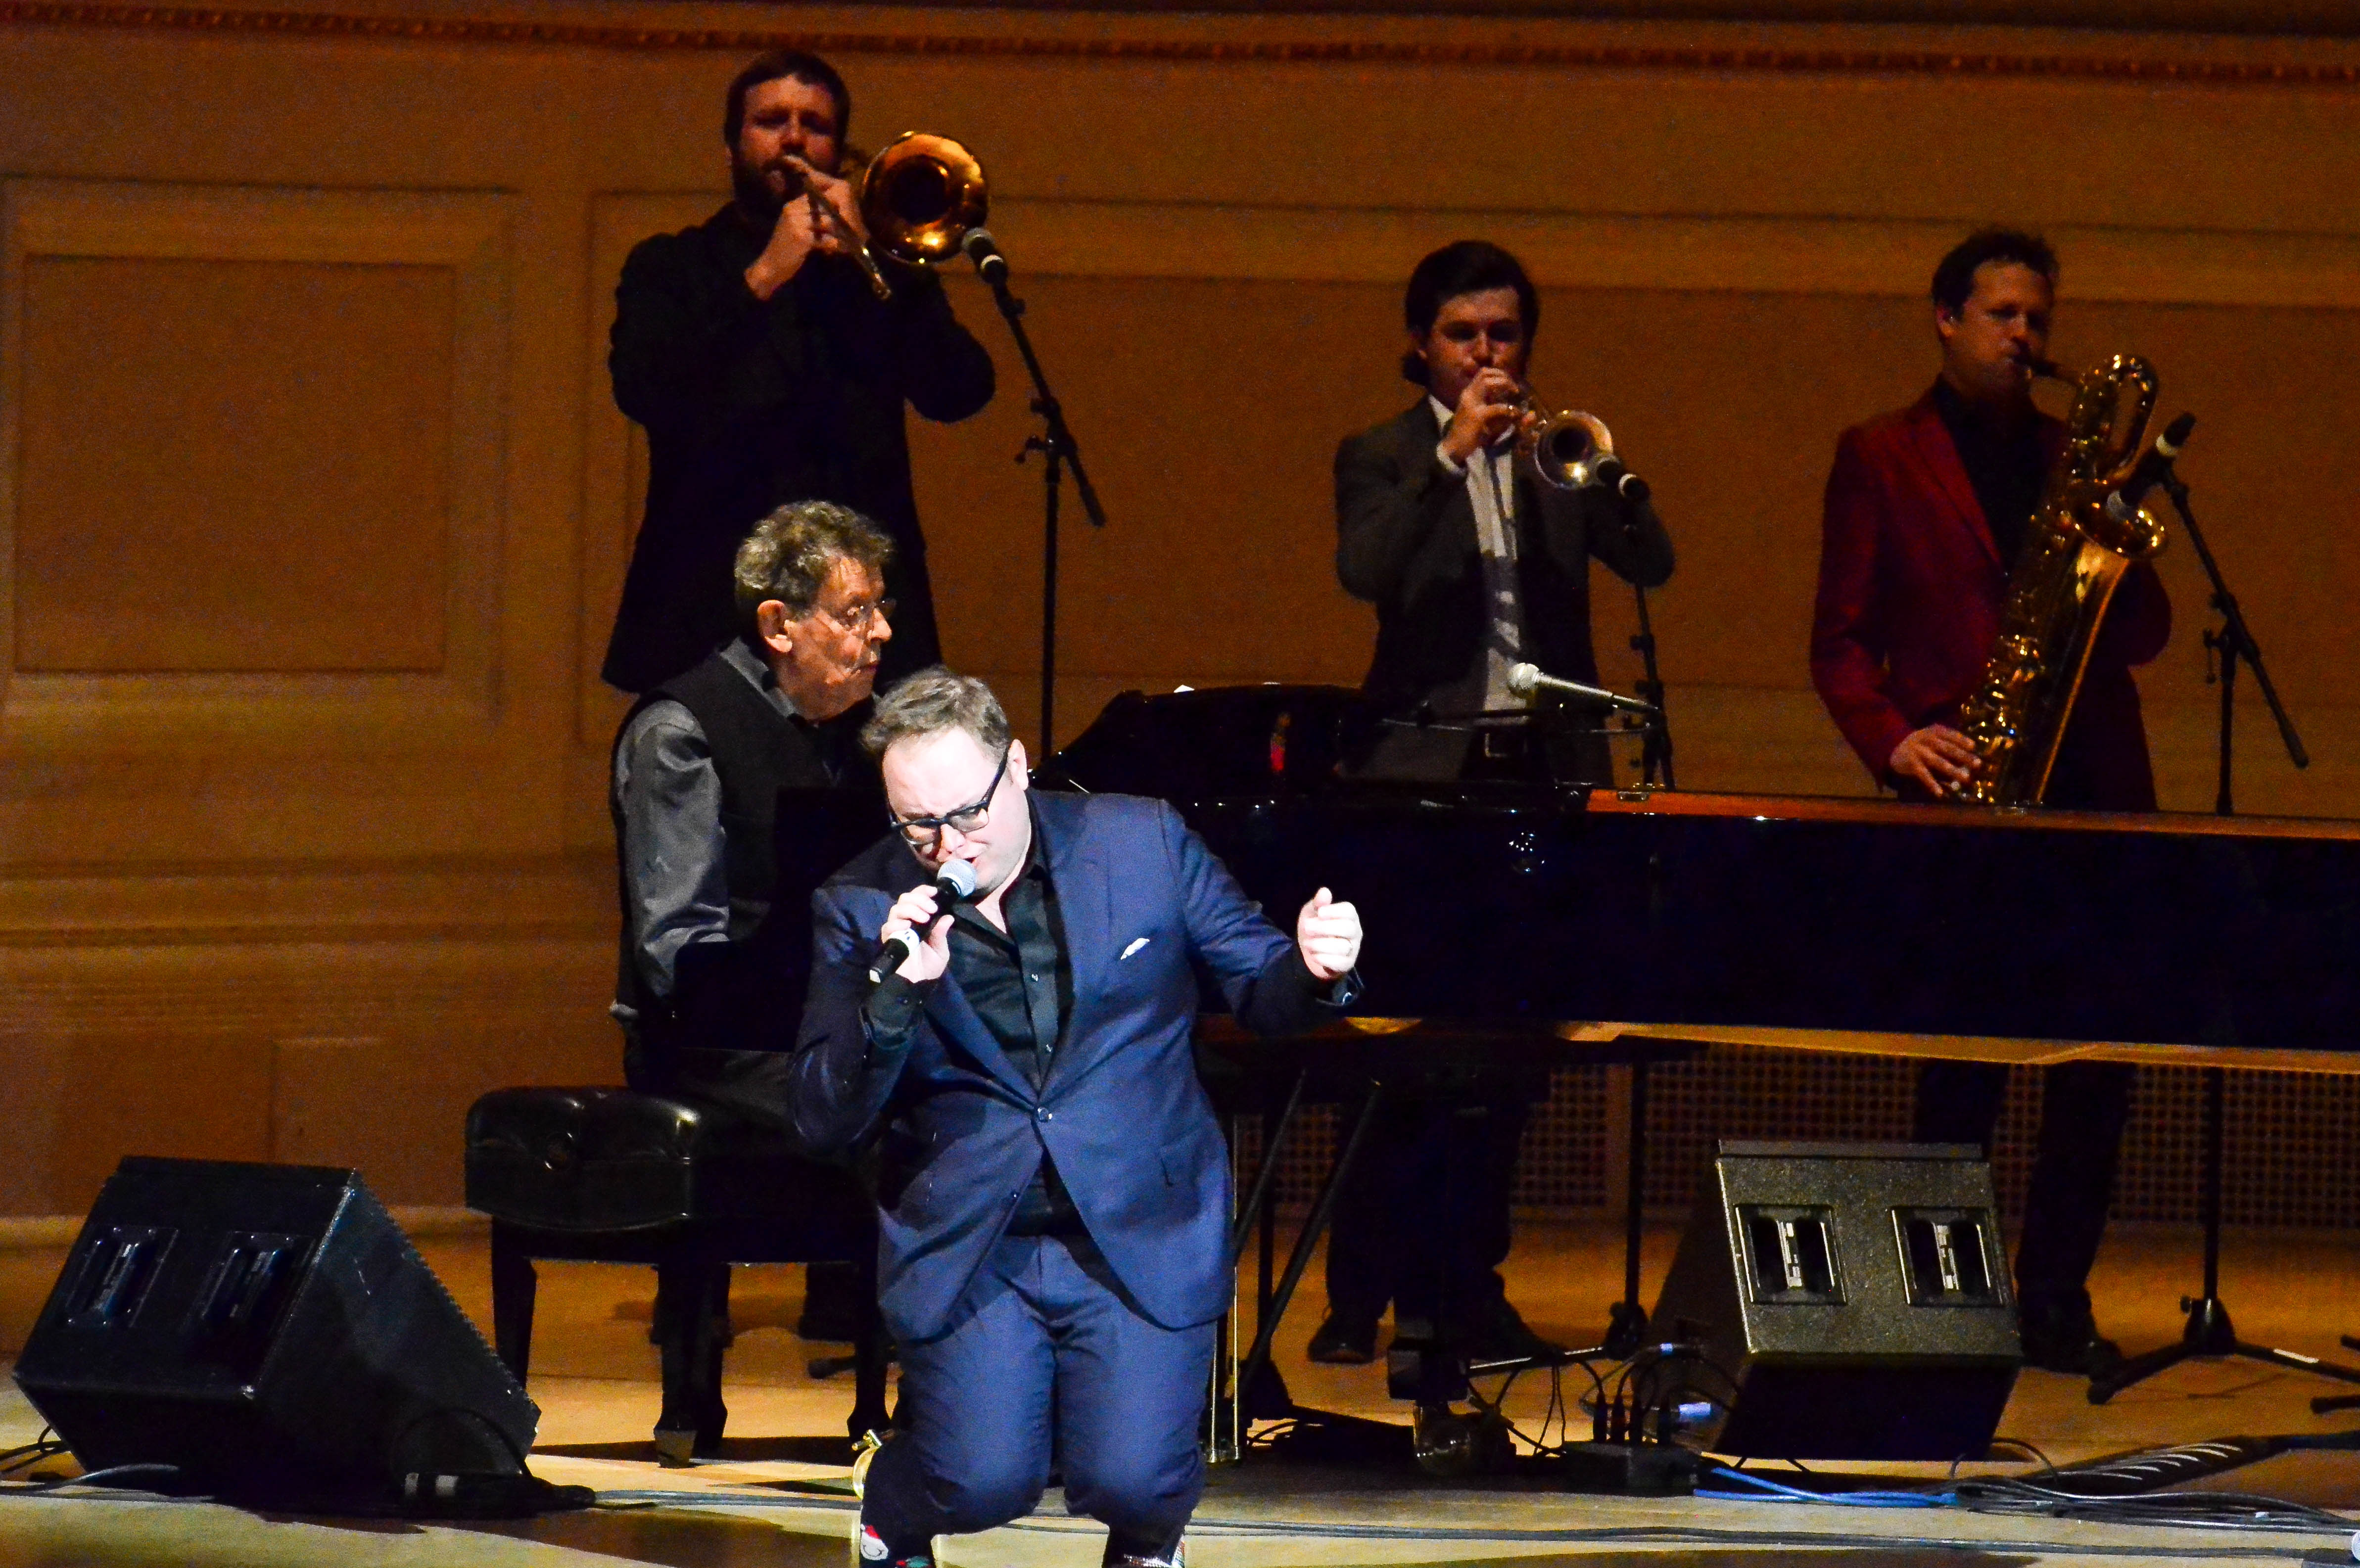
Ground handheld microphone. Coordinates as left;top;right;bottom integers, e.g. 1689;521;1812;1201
867;859;980;984
960;228;1008;286
1505;662;1659;716
2103;412;2196;526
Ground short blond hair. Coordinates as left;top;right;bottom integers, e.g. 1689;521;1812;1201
861;667;1010;758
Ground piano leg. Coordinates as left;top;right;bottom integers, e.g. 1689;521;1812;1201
1233;1082;1388;1422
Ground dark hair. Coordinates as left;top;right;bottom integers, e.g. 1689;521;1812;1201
734;499;893;629
1399;240;1539;387
862;667;1012;759
723;50;851;150
1931;228;2058;317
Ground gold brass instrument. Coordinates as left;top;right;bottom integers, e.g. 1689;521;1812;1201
859;133;989;268
1951;355;2171;805
1509;392;1621;491
788;133;989;302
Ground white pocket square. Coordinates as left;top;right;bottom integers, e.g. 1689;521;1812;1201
1119;937;1150;961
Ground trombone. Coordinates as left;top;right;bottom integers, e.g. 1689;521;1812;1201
794;132;989;302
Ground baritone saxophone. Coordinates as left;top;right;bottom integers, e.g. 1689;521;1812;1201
1952;355;2171;805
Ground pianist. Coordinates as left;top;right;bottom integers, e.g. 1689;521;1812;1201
785;670;1362;1568
1808;228;2173;1376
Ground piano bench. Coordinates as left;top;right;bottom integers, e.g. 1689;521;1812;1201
463;1086;888;1462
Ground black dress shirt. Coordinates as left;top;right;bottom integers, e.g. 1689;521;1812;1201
864;801;1353;1238
1932;378;2045;569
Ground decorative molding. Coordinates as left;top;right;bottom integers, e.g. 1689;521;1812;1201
0;852;610;947
3;0;2358;86
973;200;2360;302
0;179;514;746
0;1205;485;1250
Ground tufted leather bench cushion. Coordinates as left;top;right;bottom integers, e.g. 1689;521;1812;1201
464;1086;839;1233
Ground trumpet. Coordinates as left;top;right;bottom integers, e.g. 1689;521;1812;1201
1508;390;1623;492
791;133;990;303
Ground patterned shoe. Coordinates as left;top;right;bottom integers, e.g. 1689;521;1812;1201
1104;1540;1183;1568
854;1523;933;1567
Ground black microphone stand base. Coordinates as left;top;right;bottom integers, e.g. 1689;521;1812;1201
2314;1339;2360;1414
2088;1296;2360;1405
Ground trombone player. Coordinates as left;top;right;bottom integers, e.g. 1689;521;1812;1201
1313;241;1672;1370
603;48;996;696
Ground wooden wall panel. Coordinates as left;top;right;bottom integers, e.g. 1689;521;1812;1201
7;0;2360;1215
17;255;454;674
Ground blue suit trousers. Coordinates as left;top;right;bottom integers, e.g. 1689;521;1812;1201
861;1233;1214;1558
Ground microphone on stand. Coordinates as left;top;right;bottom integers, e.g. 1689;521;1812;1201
1587;452;1651;506
1505;662;1659;716
867;860;980;984
960;228;1008;287
2103;412;2196;526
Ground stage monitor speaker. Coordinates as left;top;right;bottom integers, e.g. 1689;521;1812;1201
1649;1140;2020;1461
12;1157;537;1506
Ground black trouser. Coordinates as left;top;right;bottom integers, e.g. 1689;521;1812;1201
1913;1058;2135;1319
1322;1091;1528;1335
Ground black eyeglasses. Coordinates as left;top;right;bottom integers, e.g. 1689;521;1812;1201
890;741;1011;847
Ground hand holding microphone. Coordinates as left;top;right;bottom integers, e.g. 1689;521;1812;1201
869;860;979;984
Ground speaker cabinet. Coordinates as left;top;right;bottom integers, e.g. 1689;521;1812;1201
13;1157;536;1505
1649;1140;2020;1460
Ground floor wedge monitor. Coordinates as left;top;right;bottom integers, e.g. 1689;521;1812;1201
1649;1140;2021;1461
13;1156;536;1506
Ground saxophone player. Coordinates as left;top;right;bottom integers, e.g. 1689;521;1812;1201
1808;228;2171;1376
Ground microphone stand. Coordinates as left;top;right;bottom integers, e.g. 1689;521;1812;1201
969;243;1108;758
1628;583;1675;789
2088;454;2360;1407
1611;486;1675;789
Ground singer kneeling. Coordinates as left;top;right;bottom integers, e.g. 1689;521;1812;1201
785;669;1363;1568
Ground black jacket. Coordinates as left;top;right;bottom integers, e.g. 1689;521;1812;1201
1335;401;1675;718
603;202;995;693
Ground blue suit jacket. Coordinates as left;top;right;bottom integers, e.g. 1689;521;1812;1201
789;791;1330;1342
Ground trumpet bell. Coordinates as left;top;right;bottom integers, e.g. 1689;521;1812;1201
859;132;989;267
1521;407;1616;491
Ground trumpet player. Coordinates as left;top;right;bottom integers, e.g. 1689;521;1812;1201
603;49;995;696
1808;227;2172;1377
1310;241;1672;1374
1335;240;1674;785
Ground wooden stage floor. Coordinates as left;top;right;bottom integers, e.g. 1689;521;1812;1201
2;1215;2356;1566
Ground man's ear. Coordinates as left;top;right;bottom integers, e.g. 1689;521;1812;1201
755;600;795;657
1008;738;1031;792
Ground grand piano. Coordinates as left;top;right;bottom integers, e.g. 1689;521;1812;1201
1046;684;2360;1064
1043;685;2360;1434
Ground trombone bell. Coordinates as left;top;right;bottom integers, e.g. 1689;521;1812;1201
858;132;989;268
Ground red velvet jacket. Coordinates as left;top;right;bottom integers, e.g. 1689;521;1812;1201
1809;388;2171;810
